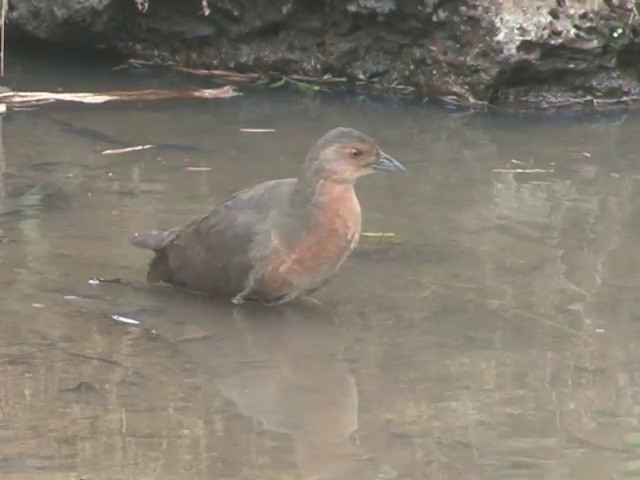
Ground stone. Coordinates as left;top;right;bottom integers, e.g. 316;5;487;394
7;0;640;110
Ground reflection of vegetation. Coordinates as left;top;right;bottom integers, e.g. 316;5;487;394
333;113;640;477
0;111;4;242
0;0;6;77
3;101;640;478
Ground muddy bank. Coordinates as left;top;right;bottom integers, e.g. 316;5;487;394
8;0;640;111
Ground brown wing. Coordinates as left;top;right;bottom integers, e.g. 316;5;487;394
137;178;297;296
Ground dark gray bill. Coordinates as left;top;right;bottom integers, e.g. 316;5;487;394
372;150;406;172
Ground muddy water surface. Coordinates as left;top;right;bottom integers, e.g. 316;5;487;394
1;58;640;480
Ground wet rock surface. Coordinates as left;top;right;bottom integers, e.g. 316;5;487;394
8;0;640;110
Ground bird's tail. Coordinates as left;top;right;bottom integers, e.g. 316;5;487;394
130;228;179;251
130;229;179;284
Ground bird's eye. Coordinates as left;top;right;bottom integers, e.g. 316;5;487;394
349;148;362;158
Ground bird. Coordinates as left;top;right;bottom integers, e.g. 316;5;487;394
130;127;405;305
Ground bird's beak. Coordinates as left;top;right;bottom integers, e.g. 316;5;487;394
372;150;406;172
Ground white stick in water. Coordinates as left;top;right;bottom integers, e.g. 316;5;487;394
102;145;154;155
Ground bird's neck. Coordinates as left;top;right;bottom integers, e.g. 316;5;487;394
276;177;360;246
294;176;357;212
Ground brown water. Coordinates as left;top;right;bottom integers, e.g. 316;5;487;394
2;58;640;480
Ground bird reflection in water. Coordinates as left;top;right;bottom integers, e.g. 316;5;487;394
140;294;393;480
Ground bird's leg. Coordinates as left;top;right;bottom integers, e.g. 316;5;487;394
263;292;323;307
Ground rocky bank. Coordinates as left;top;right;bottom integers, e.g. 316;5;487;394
8;0;640;110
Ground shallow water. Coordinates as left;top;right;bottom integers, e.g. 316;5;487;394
1;53;640;480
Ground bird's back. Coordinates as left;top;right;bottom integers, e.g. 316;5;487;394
132;178;297;296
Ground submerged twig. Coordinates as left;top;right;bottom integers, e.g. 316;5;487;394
492;168;554;173
0;345;58;364
61;350;139;372
509;308;581;336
